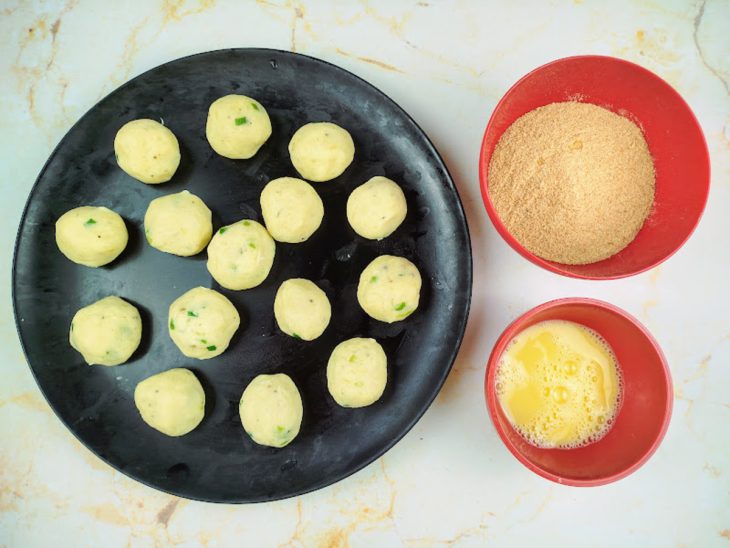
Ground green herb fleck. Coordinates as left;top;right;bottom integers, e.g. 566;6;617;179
219;227;227;234
292;333;301;340
242;220;251;226
84;218;96;226
370;276;378;283
200;339;207;344
248;242;256;249
207;345;217;351
187;310;199;317
276;425;285;433
251;102;259;111
235;116;247;125
169;319;175;330
349;354;356;363
394;302;407;311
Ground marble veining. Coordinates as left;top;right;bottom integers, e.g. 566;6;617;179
1;0;729;546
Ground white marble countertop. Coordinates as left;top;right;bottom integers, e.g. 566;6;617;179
1;1;729;546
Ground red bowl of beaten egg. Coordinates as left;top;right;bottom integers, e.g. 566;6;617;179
485;298;672;486
479;55;710;279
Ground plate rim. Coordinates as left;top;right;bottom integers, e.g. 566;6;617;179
12;47;473;503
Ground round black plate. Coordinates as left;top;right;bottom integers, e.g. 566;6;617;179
12;49;472;503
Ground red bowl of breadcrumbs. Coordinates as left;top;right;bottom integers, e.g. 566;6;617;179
479;55;710;280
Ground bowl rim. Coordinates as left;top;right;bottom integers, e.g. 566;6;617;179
478;54;711;281
484;297;674;486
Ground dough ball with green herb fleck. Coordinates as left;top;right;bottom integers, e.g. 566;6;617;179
274;278;331;341
70;296;141;366
357;255;422;323
206;95;272;159
206;219;276;290
288;122;354;182
55;206;128;267
144;190;212;256
347;176;407;240
327;338;387;408
134;368;205;437
168;287;240;359
114;119;180;184
260;177;324;243
239;373;302;448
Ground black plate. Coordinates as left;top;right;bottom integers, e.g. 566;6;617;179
12;49;472;503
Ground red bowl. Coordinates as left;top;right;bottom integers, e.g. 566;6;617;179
485;298;673;486
479;55;710;279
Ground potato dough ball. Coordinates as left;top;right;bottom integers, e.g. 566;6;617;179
55;206;128;267
260;177;324;243
144;190;212;256
114;119;180;184
206;95;272;159
347;176;407;240
168;287;240;359
206;219;276;290
327;338;387;408
357;255;422;323
288;122;354;182
134;368;205;437
274;278;331;341
239;374;303;448
70;296;141;366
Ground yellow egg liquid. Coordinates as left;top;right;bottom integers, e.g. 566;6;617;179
495;320;622;449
